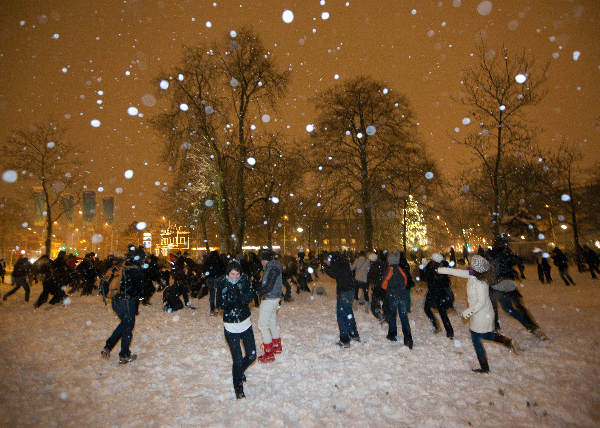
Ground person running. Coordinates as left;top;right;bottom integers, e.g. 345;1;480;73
381;251;413;349
324;251;360;348
438;255;518;373
216;260;256;399
3;255;32;302
422;253;454;339
256;249;283;362
551;247;575;286
101;245;145;364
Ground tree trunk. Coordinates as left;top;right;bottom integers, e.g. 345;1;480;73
567;174;584;271
42;181;52;257
491;112;504;238
402;198;407;255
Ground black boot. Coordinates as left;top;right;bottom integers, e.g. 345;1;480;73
472;355;489;373
235;385;245;399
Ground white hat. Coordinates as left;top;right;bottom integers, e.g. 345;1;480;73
470;255;491;273
431;253;444;263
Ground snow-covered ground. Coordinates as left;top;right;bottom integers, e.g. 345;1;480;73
1;267;599;427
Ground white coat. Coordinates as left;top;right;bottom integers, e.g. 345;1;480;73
437;267;494;334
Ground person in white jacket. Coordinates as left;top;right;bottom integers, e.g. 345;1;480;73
351;251;370;304
438;255;517;373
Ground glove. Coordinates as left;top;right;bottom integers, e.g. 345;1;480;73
462;308;473;319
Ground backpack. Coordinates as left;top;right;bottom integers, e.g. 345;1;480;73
381;265;407;291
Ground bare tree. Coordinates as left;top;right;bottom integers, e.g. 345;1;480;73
153;28;289;253
0;122;83;256
456;42;549;237
309;76;419;250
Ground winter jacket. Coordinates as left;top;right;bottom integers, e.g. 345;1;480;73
203;251;226;279
118;260;145;298
216;274;254;323
351;255;369;283
259;259;282;299
12;258;31;278
324;253;354;295
423;260;453;309
552;249;569;269
438;267;494;333
381;264;409;300
487;246;520;283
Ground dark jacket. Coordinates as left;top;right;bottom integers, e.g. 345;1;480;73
259;259;283;299
203;251;226;279
12;257;32;278
324;253;354;295
382;264;409;299
487;246;520;283
216;274;253;323
551;249;569;269
423;260;453;309
119;260;145;298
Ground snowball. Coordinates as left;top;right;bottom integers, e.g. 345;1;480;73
271;196;280;204
91;233;103;244
179;103;189;111
2;170;18;183
90;119;101;128
282;9;294;24
22;222;28;227
572;51;581;61
159;80;169;90
514;73;527;84
205;21;212;28
136;222;147;231
366;125;376;135
499;104;506;111
261;114;271;123
306;124;315;132
230;77;239;87
52;33;60;39
334;73;339;80
411;9;417;15
247;157;256;166
321;12;330;20
538;233;545;240
561;194;571;202
205;106;214;114
230;30;237;38
462;117;471;125
97;186;104;192
62;297;72;306
127;106;138;116
425;171;434;180
205;199;214;207
178;73;184;81
124;169;134;179
307;267;314;274
346;314;353;319
61;67;67;73
357;132;363;139
477;1;493;16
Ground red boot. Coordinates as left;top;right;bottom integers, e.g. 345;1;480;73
258;342;275;363
272;338;282;354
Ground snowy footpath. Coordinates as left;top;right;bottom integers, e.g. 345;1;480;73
1;269;599;427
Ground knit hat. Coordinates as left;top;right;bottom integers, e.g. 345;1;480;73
387;251;401;265
470;255;491;273
368;252;378;262
431;253;444;263
259;248;275;261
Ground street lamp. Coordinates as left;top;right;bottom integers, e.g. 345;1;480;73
283;215;288;255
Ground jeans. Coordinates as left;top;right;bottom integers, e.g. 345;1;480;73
208;277;217;312
490;289;538;331
470;330;509;363
558;267;575;285
387;296;412;343
3;276;30;301
224;327;256;389
282;278;292;300
106;296;137;357
336;290;359;343
354;280;368;302
424;302;453;338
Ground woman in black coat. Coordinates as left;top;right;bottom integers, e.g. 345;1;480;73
216;260;256;399
422;253;454;339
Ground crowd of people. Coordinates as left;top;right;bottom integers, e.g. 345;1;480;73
1;236;597;398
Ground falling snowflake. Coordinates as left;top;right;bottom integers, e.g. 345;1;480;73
90;119;101;128
366;125;376;135
159;80;169;90
127;106;138;116
2;170;17;183
425;171;434;179
261;114;271;123
179;103;189;111
477;1;493;16
136;222;147;231
306;124;315;132
124;170;134;179
247;157;256;166
282;9;294;24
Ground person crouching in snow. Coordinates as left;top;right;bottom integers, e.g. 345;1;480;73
438;255;518;373
382;251;413;349
216;260;256;399
324;251;360;347
256;249;283;362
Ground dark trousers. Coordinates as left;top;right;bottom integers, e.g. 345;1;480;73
558;267;575;286
336;290;358;343
588;263;600;279
387;297;412;343
105;296;137;358
424;302;453;338
490;289;538;331
282;278;292;300
208;277;217;311
4;277;30;301
470;330;510;364
354;280;368;301
224;327;256;390
34;279;65;308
